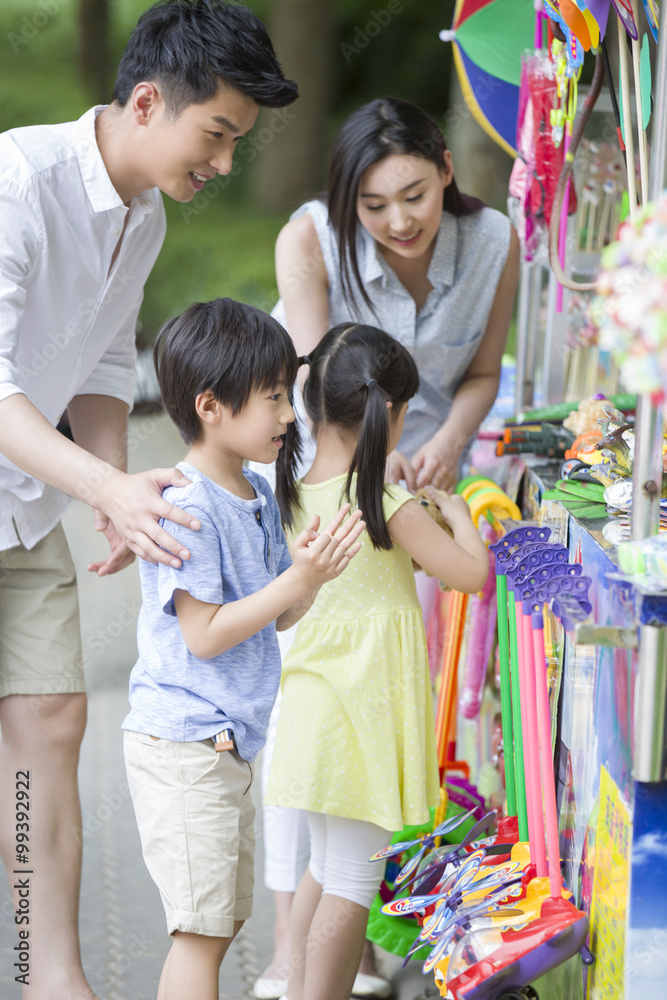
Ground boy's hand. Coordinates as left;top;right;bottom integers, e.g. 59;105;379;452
291;503;365;587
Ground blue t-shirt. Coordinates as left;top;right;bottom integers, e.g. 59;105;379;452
122;462;292;761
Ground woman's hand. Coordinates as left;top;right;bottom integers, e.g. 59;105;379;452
411;433;461;493
385;450;417;490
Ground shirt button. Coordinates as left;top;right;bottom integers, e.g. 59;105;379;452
114;229;120;236
255;511;261;521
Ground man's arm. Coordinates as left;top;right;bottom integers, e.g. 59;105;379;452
0;393;199;567
67;394;134;576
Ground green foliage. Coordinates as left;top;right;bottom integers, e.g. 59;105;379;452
139;198;284;345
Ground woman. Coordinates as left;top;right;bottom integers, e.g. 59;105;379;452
253;97;518;1000
274;96;519;492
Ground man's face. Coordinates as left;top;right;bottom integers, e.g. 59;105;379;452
142;83;259;203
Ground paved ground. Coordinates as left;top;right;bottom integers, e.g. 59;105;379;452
0;412;430;1000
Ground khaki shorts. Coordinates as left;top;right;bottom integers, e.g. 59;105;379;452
0;522;84;699
124;731;255;938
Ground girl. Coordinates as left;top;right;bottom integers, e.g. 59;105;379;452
265;323;489;1000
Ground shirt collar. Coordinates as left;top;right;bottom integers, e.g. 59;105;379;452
73;106;157;218
426;211;457;291
73;107;126;214
360;210;458;291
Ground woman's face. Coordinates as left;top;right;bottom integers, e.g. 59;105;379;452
356;152;453;262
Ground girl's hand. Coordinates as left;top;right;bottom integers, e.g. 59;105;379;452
424;487;473;530
291;504;365;587
385;450;417;490
412;435;461;492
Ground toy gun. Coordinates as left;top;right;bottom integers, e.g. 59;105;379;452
496;423;575;458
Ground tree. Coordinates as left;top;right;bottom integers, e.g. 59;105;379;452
253;0;335;212
79;0;111;104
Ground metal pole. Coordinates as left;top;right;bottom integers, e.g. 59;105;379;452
631;4;667;541
514;261;532;416
631;394;663;539
632;13;667;782
634;626;667;781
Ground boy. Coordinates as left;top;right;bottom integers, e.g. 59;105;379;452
0;3;297;997
122;298;364;1000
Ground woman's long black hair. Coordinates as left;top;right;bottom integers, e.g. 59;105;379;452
327;97;484;314
278;323;419;550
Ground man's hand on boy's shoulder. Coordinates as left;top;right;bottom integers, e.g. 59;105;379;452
88;467;201;573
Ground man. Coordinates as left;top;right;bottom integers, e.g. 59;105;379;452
0;3;297;996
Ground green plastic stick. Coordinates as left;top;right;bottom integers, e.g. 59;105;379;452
508;590;529;841
505;392;637;425
496;573;517;817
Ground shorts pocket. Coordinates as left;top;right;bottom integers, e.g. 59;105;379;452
124;731;166;757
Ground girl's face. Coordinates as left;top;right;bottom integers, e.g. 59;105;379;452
356;152;453;262
388;401;409;453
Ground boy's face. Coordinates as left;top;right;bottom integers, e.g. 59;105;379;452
136;82;259;203
208;385;296;466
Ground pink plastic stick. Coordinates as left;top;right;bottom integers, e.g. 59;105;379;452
521;608;547;876
514;600;544;872
532;623;563;899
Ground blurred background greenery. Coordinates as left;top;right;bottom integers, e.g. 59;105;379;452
1;0;515;346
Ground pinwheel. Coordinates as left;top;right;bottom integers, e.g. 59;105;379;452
439;0;536;157
402;811;498;894
368;808;476;887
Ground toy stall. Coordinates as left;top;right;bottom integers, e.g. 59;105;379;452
366;3;667;999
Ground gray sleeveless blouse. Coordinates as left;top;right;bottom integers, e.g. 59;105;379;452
272;199;511;464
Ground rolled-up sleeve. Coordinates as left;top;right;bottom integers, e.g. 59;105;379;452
75;291;142;407
0;182;41;404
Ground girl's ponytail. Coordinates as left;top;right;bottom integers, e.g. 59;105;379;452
346;380;391;549
305;323;419;551
275;409;302;529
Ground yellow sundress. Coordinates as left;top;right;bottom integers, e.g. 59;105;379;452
265;474;440;832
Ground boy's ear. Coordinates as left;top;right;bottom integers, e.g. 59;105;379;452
194;391;223;424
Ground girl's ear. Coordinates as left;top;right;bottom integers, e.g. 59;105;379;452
386;400;393;413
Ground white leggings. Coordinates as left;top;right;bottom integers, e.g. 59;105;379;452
306;811;391;910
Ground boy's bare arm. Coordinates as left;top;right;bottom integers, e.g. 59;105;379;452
0;393;199;567
174;506;365;659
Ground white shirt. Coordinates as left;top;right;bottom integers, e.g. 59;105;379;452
0;106;166;550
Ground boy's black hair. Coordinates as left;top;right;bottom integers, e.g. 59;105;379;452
154;298;301;521
113;0;298;114
280;323;419;550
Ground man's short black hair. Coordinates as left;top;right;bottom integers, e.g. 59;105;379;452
113;0;298;114
154;297;299;444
